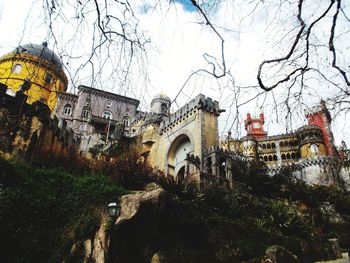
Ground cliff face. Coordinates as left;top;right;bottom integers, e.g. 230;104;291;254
69;187;166;263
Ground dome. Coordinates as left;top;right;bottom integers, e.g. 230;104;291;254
13;42;62;68
153;93;171;101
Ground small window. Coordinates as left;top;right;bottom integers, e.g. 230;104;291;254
63;104;72;115
12;64;22;74
82;107;90;118
106;100;112;108
310;144;319;154
123;116;130;127
102;111;112;119
79;123;87;131
44;73;53;84
161;103;168;114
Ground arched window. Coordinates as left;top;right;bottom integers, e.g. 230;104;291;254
161;103;168;114
264;156;268;162
267;143;271;149
291;152;296;159
44;73;53;84
282;154;286;160
279;141;284;147
268;155;272;161
287;153;291;159
63;104;72;115
102;111;112;119
272;143;276;149
273;155;277;161
12;64;22;74
310;144;319;154
262;144;266;149
81;106;90;118
123;116;130;127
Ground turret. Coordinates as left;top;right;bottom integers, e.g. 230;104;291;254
0;42;68;111
297;125;326;159
151;93;171;115
240;135;257;160
244;112;267;139
304;100;337;156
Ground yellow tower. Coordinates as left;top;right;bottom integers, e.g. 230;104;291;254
0;42;68;111
298;125;327;159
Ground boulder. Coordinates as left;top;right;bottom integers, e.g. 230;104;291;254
107;187;166;263
264;245;298;263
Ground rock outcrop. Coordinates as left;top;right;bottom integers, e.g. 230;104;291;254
107;187;166;263
263;245;298;263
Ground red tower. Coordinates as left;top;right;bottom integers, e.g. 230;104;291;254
305;100;337;156
244;113;267;139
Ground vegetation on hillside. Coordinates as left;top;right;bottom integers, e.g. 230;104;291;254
155;166;350;262
0;151;349;262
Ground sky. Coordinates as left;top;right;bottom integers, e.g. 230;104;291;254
0;0;349;146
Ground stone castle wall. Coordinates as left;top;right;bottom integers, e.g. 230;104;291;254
0;83;78;159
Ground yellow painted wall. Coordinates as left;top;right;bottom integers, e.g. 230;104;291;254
203;112;218;150
0;53;67;111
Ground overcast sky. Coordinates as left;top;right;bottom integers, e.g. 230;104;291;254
0;0;349;145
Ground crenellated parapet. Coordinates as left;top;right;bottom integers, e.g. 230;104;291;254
0;83;78;158
160;94;223;133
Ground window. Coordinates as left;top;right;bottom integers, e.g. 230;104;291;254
63;104;72;115
44;73;53;84
123;116;130;127
81;107;90;118
161;103;168;114
12;64;22;74
106;100;112;108
310;144;319;154
102;111;112;119
79;123;87;131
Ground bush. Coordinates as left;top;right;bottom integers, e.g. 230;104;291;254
0;157;125;262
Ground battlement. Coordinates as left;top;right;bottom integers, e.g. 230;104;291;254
304;105;323;117
160;94;222;131
0;83;78;157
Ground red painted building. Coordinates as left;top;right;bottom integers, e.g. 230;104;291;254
305;100;337;156
244;113;267;139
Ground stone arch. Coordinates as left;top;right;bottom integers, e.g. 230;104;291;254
166;133;193;177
